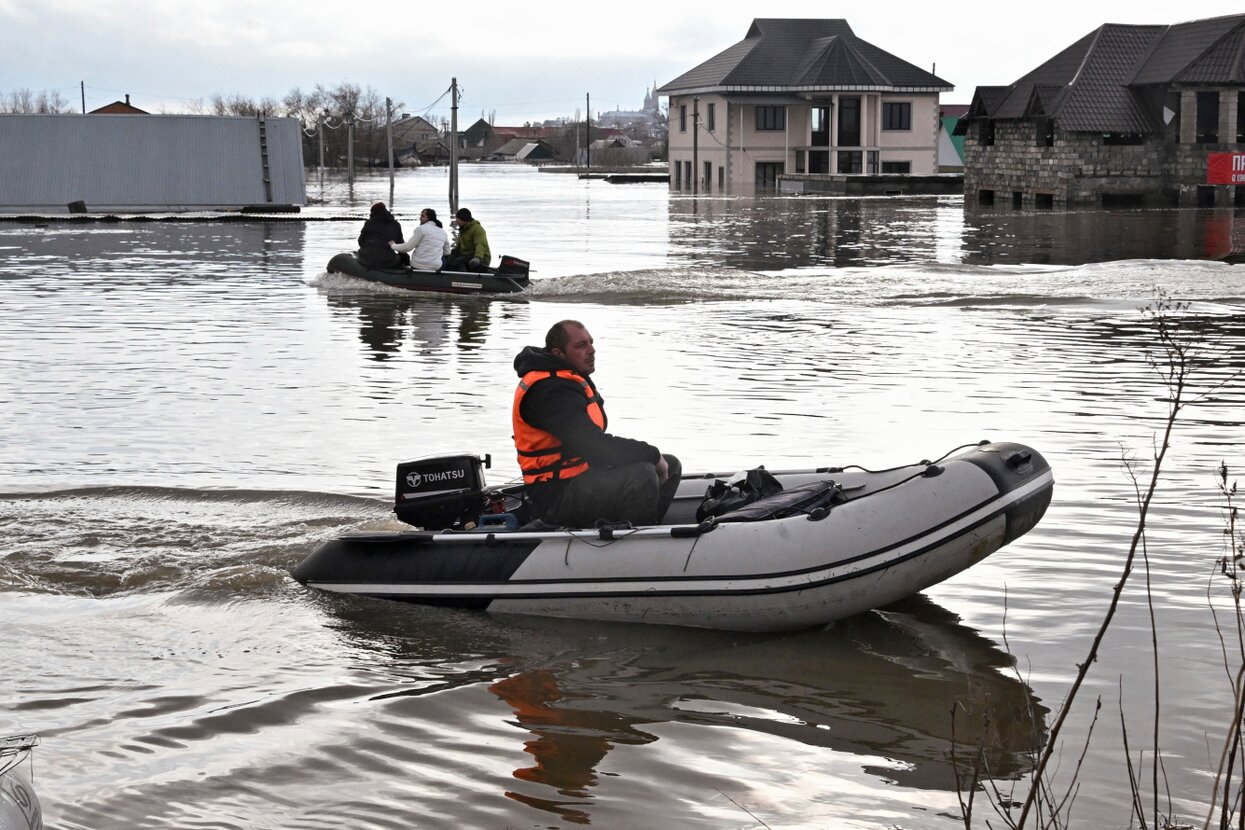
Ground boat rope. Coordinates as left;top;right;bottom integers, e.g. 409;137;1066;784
932;439;992;464
817;439;989;475
0;735;37;778
556;523;647;550
841;466;943;504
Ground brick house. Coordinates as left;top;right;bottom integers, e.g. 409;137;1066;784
658;18;951;192
956;14;1245;208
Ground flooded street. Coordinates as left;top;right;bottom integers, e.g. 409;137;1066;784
3;164;1245;828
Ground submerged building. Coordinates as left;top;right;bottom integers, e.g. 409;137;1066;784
0;114;306;213
956;14;1245;208
658;18;952;193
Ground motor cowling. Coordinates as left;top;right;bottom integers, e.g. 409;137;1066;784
394;454;488;530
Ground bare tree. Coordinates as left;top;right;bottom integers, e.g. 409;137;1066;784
1;88;72;113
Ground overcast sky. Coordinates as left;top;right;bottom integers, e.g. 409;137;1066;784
3;0;1244;124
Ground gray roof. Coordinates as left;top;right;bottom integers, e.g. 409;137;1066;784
658;18;951;95
492;138;531;156
967;14;1245;133
0;114;306;212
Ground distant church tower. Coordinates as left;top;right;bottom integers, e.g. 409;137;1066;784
643;83;658;115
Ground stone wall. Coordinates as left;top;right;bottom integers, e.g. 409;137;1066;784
964;117;1244;207
963;121;1169;206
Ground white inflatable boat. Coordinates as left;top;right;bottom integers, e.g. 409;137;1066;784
292;441;1054;632
0;736;41;830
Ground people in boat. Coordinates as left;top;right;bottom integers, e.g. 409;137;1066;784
357;201;407;268
389;207;451;271
444;207;491;272
512;320;681;528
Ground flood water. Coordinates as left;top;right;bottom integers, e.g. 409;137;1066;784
3;164;1245;829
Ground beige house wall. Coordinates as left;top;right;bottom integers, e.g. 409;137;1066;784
667;92;942;192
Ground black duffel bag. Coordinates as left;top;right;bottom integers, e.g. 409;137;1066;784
695;468;784;522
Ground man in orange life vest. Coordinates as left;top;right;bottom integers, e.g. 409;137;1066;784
512;320;681;528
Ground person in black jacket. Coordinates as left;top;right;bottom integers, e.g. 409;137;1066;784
356;202;407;268
511;320;681;527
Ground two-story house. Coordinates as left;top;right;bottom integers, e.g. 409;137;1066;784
956;14;1245;208
658;18;951;192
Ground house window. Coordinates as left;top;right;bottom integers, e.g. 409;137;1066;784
809;150;829;174
811;106;830;146
881;161;911;174
755;162;784;187
679;105;687;132
837;151;862;174
981;120;995;147
1196;91;1219;144
703;161;712;189
838;97;861;146
756;106;785;131
1037;118;1054;147
707;103;716;132
882;102;911;131
718;166;725;189
673;160;682;187
684;160;692;186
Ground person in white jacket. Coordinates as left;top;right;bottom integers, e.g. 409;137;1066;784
390;208;451;271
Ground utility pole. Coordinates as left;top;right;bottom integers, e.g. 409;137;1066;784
692;97;699;196
449;78;459;215
318;113;325;184
80;81;85;114
347;115;355;186
386;97;395;192
585;93;591;172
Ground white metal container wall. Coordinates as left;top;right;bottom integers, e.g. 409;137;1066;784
0;114;307;211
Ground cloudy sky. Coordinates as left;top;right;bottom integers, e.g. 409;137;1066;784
3;0;1244;123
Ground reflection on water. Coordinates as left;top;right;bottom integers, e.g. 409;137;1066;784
322;292;501;362
319;593;1045;826
667;193;1245;269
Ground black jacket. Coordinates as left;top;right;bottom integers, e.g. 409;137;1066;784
357;208;404;268
513;346;660;489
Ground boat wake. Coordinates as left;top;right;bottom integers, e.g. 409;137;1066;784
0;486;395;597
307;259;1245;310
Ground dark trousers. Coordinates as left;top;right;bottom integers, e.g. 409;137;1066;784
536;454;681;528
444;253;490;273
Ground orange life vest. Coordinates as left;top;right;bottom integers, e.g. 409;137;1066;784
512;369;606;484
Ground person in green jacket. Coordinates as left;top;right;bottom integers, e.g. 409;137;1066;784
445;207;491;272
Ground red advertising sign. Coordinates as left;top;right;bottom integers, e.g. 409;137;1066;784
1207;152;1245;184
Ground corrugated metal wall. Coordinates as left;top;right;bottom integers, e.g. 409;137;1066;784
0;114;307;212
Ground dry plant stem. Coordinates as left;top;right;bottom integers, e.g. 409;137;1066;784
1014;320;1188;830
1204;664;1245;828
1045;697;1100;829
1136;468;1162;827
714;789;773;830
1121;679;1149;830
1205;470;1245;830
1215;648;1245;830
950;703;978;829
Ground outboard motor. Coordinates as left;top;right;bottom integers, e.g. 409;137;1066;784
394;454;490;530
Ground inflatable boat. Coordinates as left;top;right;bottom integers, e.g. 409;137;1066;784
325;252;531;295
292;441;1054;632
0;735;41;830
